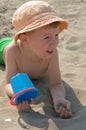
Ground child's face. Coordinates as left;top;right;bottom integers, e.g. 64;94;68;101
25;24;59;59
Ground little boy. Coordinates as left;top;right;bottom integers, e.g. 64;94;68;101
0;1;72;118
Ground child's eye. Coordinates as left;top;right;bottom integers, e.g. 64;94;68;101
44;36;49;39
55;34;58;37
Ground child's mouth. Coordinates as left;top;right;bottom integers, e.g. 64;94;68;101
46;50;53;54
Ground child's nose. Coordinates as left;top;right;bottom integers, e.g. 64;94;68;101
51;38;59;47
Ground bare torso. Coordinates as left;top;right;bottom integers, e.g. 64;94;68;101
3;41;50;80
16;54;49;79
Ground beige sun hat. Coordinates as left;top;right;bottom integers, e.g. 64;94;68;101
12;1;68;41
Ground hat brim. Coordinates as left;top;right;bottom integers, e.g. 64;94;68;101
14;13;68;41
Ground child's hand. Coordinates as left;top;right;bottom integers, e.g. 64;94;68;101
54;98;72;118
16;99;34;111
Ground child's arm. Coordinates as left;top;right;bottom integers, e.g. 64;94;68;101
6;84;14;98
5;46;32;110
48;49;72;118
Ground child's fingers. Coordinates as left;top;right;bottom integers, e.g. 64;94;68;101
22;100;30;109
16;100;30;110
30;98;34;104
61;110;71;118
56;103;72;118
16;103;22;110
57;106;65;117
66;101;71;112
16;98;35;110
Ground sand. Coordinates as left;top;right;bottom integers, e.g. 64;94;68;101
0;0;86;130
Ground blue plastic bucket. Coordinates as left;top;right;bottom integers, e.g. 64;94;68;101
10;73;39;105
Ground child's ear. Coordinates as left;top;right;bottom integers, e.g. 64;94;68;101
19;33;27;44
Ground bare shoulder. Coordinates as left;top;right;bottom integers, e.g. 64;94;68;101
4;41;18;54
4;41;20;83
4;41;19;63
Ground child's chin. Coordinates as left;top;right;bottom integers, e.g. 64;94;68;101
44;52;54;59
39;52;54;59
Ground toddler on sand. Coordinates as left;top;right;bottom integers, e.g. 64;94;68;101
0;1;72;118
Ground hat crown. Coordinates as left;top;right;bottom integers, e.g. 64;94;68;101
12;1;68;41
12;1;54;27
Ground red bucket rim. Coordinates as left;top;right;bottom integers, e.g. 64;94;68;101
10;88;34;106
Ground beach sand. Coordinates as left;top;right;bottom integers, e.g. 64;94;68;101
0;0;86;130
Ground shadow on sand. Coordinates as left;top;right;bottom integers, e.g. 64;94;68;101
18;78;84;130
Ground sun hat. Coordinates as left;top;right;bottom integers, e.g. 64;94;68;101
12;1;68;41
